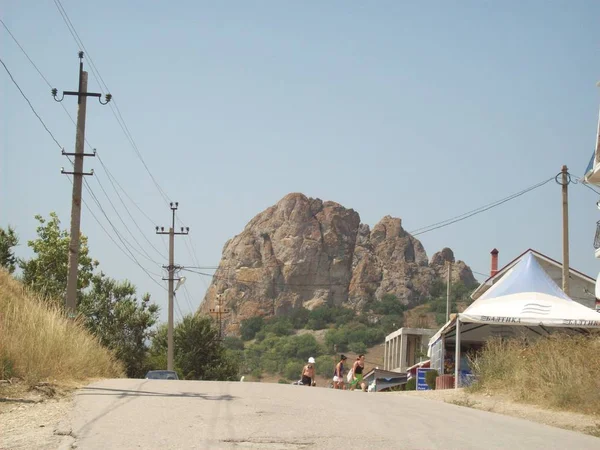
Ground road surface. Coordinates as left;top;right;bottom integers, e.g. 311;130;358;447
58;379;599;449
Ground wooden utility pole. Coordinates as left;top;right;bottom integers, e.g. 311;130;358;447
210;294;230;340
156;202;189;371
54;52;111;313
561;165;570;296
446;260;452;322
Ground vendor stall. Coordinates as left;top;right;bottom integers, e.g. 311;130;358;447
428;251;600;388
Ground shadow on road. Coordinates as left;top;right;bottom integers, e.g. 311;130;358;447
79;386;236;401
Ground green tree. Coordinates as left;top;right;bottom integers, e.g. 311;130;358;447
150;314;239;381
19;213;97;302
240;316;264;341
371;294;407;316
78;272;159;377
0;226;18;273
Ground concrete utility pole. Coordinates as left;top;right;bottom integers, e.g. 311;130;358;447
53;52;111;313
446;260;452;322
561;165;570;296
210;294;230;340
156;202;189;371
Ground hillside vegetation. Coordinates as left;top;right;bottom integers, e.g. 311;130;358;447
0;271;123;384
223;281;474;383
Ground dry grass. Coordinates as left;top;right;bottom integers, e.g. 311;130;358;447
469;334;600;415
0;271;123;385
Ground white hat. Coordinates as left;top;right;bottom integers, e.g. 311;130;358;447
308;357;315;364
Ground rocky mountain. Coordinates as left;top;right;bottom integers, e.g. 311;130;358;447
200;193;477;332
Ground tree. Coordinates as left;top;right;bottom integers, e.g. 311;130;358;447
19;213;97;302
149;314;239;381
0;226;18;273
240;316;264;341
78;272;159;377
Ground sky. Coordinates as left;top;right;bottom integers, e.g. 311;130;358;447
1;1;599;323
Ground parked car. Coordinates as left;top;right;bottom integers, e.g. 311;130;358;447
145;370;179;380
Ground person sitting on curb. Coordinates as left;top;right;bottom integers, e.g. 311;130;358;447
349;354;367;392
333;354;347;389
301;357;316;386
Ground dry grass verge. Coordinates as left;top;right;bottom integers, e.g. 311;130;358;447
469;334;600;415
0;271;123;386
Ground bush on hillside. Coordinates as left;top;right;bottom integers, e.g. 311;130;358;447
240;316;264;341
223;336;245;351
349;341;367;354
290;308;310;329
370;294;407;316
284;361;304;380
263;317;294;336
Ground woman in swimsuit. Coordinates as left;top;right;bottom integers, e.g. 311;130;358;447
350;354;367;392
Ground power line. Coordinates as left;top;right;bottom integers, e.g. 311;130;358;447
92;170;163;266
181;284;195;312
53;0;172;205
96;154;166;259
1;18;53;87
0;57;63;150
409;176;555;236
182;267;383;289
2;51;161;287
1;19;168;267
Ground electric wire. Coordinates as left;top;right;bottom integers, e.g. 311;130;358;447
409;176;555;236
0;57;63;149
92;170;163;266
2;57;165;289
53;0;172;205
1;20;168;263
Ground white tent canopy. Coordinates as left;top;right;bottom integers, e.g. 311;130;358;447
428;251;600;387
461;252;600;328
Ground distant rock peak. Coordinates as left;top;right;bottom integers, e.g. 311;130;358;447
200;193;477;332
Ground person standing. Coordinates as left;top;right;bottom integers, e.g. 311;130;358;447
350;354;367;392
333;355;347;389
301;357;316;386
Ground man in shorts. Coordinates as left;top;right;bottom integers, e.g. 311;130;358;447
301;357;316;386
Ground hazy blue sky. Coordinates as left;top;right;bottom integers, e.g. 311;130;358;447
2;1;599;322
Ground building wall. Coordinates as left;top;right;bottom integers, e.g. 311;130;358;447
537;260;595;309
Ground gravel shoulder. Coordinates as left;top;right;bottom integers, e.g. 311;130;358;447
0;382;82;450
396;388;600;437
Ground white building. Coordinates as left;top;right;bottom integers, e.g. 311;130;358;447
383;327;435;373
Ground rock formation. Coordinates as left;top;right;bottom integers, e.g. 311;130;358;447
200;193;477;331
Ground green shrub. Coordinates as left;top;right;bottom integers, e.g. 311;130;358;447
349;341;367;354
371;294;407;316
284;361;304;380
254;330;266;342
425;369;438;390
222;336;245;351
278;378;288;384
263;317;293;336
290;308;310;329
240;316;264;341
306;317;327;330
405;377;416;391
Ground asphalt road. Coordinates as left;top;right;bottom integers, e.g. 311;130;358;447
59;379;599;450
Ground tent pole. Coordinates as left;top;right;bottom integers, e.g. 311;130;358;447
454;318;461;389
